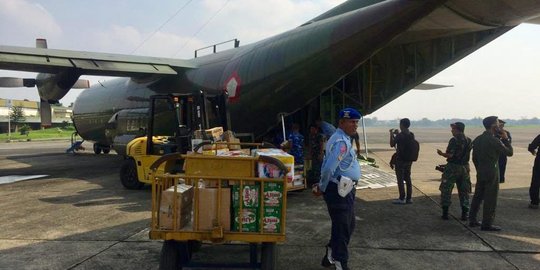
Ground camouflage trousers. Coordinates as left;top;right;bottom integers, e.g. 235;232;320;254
439;163;471;210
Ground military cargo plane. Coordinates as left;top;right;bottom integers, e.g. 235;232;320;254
1;0;540;154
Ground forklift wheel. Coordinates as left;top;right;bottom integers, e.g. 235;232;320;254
120;159;144;190
93;144;102;154
159;240;192;270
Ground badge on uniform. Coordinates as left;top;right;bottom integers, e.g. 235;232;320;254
338;143;347;161
338;176;354;197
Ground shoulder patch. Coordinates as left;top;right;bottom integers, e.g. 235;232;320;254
338;141;347;160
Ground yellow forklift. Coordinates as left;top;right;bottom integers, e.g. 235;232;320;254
119;91;227;189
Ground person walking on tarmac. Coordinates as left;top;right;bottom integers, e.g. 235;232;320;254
317;108;361;270
437;122;472;221
469;116;513;231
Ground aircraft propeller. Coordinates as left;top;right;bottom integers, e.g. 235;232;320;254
0;39;90;127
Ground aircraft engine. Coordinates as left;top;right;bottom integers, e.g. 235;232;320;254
0;39;89;127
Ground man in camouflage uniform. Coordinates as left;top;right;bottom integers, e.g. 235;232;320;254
469;116;513;231
437;122;472;221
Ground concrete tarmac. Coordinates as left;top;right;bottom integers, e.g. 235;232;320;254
0;127;539;270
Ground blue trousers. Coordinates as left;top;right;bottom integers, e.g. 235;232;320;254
323;182;356;264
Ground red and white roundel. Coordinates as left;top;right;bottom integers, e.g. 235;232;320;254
224;72;241;102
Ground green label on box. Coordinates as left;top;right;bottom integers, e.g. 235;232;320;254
233;207;259;232
232;184;260;208
263;182;283;208
263;207;281;233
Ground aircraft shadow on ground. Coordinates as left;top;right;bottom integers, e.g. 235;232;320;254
1;151;152;213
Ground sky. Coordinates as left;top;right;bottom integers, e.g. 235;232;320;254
0;0;540;120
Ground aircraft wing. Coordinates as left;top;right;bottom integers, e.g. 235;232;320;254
527;16;540;24
413;83;453;90
0;45;197;77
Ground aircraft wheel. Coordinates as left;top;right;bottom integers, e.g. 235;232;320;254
102;147;111;154
120;159;144;189
261;242;277;270
159;240;192;270
93;144;102;154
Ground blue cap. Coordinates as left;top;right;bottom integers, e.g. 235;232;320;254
339;108;361;119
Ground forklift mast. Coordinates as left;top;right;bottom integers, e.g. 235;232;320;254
145;91;229;155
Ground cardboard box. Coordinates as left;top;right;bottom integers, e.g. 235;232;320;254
203;143;229;151
159;184;194;230
233;207;259;232
253;149;295;186
202;149;229;156
223;130;235;141
228;137;242;150
217;149;251;157
195;127;224;141
196;188;231;231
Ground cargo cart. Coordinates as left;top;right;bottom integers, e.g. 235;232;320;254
148;145;288;270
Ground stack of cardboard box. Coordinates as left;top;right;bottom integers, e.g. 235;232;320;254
192;127;245;155
159;184;194;230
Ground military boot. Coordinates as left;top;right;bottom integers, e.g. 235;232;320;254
441;206;449;220
461;207;469;221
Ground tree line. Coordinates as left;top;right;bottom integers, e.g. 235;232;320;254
363;117;540;127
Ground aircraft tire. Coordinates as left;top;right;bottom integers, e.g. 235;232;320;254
120;159;144;190
102;148;111;154
261;242;277;270
93;144;102;154
159;240;191;270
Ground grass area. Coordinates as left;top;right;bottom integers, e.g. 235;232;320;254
1;127;76;141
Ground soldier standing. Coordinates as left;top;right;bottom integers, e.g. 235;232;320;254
437;122;472;220
469;116;513;231
496;120;512;183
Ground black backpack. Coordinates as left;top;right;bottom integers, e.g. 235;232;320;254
398;132;420;162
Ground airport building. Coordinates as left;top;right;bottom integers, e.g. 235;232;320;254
0;98;72;133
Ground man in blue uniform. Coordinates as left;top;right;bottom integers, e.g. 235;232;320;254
319;108;362;270
317;118;337;139
287;123;304;164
